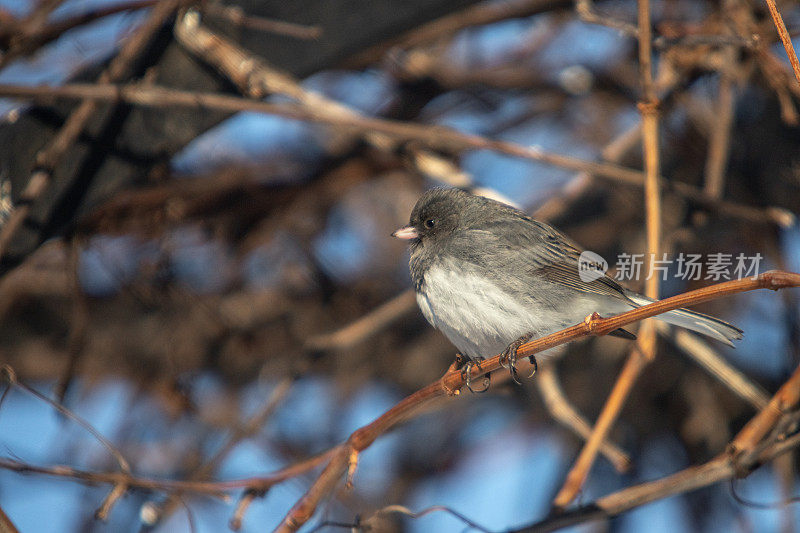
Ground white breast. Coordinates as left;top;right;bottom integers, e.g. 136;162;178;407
416;261;550;359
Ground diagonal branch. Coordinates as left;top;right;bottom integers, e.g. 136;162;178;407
0;0;158;68
535;365;631;471
764;0;800;89
511;359;800;532
0;82;792;228
274;270;800;532
201;4;321;40
344;0;571;68
0;503;19;533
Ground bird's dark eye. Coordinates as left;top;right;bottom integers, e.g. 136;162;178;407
424;219;435;229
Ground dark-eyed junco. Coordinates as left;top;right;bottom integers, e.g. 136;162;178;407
393;188;742;387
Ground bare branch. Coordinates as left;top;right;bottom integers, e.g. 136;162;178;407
535;365;631;472
1;366;131;474
0;82;791;227
657;323;770;410
305;291;417;352
344;0;571;68
764;0;800;90
511;414;800;532
0;504;19;533
202;4;321;40
274;271;800;531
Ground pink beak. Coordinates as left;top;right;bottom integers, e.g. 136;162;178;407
392;225;419;240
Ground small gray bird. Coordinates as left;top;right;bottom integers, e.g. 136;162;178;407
393;188;742;386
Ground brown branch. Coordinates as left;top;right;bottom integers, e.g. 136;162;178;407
657;323;770;410
0;0;189;260
511;410;800;532
729;360;800;458
0;446;334;496
274;271;800;531
703;55;736;199
174;11;493;196
305;290;417;352
202;4;321;40
552;0;664;509
2;0;63;47
0;0;158;67
575;0;638;37
1;365;131;474
764;0;800;90
552;344;650;509
639;0;661;306
362;504;492;532
0;82;792;228
230;489;261;531
95;482;127;521
175;11;348;110
148;378;294;526
0;504;19;533
343;0;571;69
727;0;800;124
38;0;159;47
535;365;631;472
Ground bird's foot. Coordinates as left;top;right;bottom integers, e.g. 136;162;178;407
500;333;537;384
461;356;490;393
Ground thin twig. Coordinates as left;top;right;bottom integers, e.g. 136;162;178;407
363;504;492;533
305;291;417;352
703;54;736;199
149;378;294;526
764;0;800;89
344;0;571;68
202;4;321;40
727;0;800;124
535;365;631;472
0;0;158;67
729;362;800;459
657;323;770;410
1;365;131;474
575;0;638;37
0;447;336;496
0;82;791;228
552;345;650;509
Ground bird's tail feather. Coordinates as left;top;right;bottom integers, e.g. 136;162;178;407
625;292;743;347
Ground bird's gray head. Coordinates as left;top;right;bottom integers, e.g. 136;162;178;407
392;188;520;247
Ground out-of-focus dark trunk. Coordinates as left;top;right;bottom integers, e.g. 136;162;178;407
0;0;481;268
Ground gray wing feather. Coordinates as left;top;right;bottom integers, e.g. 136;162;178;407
448;216;631;303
